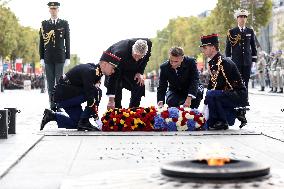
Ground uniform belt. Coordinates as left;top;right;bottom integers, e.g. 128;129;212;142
59;74;71;85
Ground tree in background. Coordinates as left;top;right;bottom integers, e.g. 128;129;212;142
206;0;239;50
1;1;78;74
146;16;205;73
276;25;284;50
146;0;272;74
240;0;272;31
0;2;19;62
11;26;39;64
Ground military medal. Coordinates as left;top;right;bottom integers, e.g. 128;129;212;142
96;67;100;76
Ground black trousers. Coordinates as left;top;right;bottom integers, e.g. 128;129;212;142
205;90;238;127
45;63;64;109
114;77;145;108
236;64;250;105
166;90;203;109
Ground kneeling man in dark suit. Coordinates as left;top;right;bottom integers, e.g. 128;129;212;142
157;46;201;108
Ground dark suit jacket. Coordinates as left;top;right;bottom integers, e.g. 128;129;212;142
104;38;152;95
225;27;257;67
157;56;199;103
39;18;70;64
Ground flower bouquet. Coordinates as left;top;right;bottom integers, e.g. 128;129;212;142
101;105;207;131
101;106;157;131
154;106;207;131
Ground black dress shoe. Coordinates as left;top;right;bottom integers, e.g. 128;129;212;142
235;108;247;128
77;118;100;131
40;109;56;130
210;121;229;130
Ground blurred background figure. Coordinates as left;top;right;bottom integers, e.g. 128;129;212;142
275;50;284;93
257;51;267;91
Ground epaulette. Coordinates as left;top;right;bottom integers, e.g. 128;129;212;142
95;67;103;77
226;29;231;37
41;20;48;26
60;19;68;24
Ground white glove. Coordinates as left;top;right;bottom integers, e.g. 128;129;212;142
202;104;209;120
95;119;103;130
64;59;70;67
40;59;45;67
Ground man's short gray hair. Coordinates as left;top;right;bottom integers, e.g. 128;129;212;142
132;39;148;56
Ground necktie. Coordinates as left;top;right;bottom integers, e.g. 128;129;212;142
241;28;244;33
53;20;56;25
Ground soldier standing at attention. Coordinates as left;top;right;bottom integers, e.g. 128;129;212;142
225;9;257;106
39;2;70;112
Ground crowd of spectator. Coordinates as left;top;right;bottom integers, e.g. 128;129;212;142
1;71;45;90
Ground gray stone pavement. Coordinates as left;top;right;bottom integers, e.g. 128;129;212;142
0;85;283;188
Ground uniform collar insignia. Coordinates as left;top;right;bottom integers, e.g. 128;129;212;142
209;52;220;64
96;67;102;77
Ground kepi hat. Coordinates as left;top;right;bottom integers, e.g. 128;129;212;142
200;34;219;47
100;51;121;68
48;2;60;8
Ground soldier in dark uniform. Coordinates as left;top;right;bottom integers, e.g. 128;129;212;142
103;38;152;109
39;2;70;111
225;9;257;106
201;34;247;130
157;46;202;108
40;52;121;131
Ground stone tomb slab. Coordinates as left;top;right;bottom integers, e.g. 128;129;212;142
1;134;284;189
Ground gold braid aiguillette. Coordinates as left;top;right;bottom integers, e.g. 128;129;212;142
227;30;241;47
41;26;55;47
210;56;233;90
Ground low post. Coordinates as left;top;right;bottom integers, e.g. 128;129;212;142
0;109;8;139
0;76;4;92
149;74;155;92
40;74;45;93
4;108;20;134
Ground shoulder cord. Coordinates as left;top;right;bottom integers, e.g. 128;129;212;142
41;25;55;47
210;56;233;90
227;30;241;47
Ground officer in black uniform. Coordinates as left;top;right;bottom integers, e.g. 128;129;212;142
39;2;70;111
40;52;121;131
103;38;152;109
225;9;257;106
157;46;202;109
201;34;247;130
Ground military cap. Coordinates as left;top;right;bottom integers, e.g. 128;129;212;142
234;9;249;19
200;34;219;47
100;51;121;68
48;2;60;8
